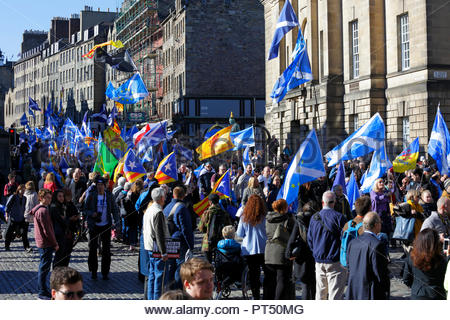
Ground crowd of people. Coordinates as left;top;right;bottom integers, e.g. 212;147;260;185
0;138;450;300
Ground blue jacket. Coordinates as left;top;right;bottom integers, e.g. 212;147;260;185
163;198;194;250
307;208;346;263
236;217;267;255
217;239;241;255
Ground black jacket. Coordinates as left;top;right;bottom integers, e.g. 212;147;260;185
403;255;447;300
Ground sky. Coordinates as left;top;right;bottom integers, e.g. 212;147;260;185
0;0;122;60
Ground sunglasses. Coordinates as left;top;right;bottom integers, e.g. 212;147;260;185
57;290;85;299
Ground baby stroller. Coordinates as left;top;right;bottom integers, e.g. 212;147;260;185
213;248;251;299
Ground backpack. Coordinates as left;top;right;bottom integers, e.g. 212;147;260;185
340;219;363;267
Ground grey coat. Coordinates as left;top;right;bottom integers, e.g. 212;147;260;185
264;211;295;265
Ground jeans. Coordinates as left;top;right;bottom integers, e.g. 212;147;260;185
167;243;187;290
88;225;111;276
37;247;54;297
147;251;167;300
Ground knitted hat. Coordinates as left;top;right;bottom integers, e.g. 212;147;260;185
444;179;450;191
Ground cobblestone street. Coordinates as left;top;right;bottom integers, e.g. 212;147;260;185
0;225;411;300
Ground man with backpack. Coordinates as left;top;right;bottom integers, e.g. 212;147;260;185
163;186;194;290
307;191;347;300
340;195;372;267
345;212;390;299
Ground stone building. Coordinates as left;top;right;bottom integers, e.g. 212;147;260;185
159;0;266;140
0;51;14;127
106;0;171;125
4;6;117;129
263;0;450;158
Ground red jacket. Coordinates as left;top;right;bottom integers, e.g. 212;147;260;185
31;204;57;249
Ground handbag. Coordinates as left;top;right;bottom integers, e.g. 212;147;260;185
392;216;415;241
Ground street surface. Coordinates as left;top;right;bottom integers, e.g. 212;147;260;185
0;225;411;300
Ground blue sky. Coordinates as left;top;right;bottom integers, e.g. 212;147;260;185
0;0;121;60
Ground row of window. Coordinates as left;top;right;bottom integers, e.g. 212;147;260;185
349;13;409;79
162;72;185;95
163;17;185;42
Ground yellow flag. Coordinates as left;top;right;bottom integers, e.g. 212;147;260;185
195;126;235;161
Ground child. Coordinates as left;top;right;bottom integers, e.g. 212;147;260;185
217;225;241;256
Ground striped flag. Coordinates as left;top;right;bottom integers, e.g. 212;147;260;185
155;152;177;184
123;149;146;183
193;169;231;216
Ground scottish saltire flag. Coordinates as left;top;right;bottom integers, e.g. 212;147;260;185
81;111;89;136
133;122;167;145
346;171;360;210
277;129;326;205
123;149;146;182
124;125;138;149
194;164;204;179
107;105;118;126
28;107;35;120
332;162;347;196
20;113;28;126
44;102;52;118
326;113;385;167
174;144;193;160
393;137;420;173
230;126;255;151
167;130;177;140
428;106;450;175
92;104;108;123
106;72;149;104
360;143;392;194
268;0;299;60
29;97;41;111
155;152;177;184
271;29;312;104
243;145;252;170
286;31;313;91
142;146;153;164
137;122;168;155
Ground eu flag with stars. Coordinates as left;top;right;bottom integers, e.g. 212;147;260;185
106;72;149;105
123;149;146;183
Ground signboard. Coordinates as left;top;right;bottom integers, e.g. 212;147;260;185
151;239;181;259
127;112;147;122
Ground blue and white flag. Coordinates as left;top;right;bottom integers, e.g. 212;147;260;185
325;113;385;167
136;121;168;155
92;104;108;123
29;97;41;111
271;29;312;104
277;129;326;205
28;107;35;120
106;72;149;104
175;144;193;160
230;126;255;151
428;106;450;175
107;105;118;126
360;143;392;194
20;113;28;126
268;0;299;60
81;111;89;136
346;171;360;210
142;146;153;164
242;145;252;170
332;161;347;196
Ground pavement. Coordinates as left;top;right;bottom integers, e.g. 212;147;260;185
0;224;411;300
